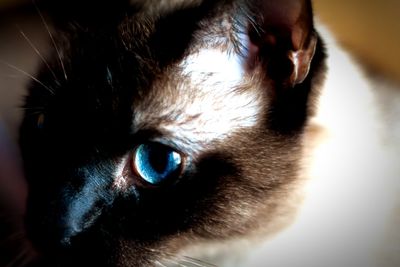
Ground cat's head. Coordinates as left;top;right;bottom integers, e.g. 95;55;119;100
20;0;325;266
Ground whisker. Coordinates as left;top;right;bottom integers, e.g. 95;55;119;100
4;246;31;267
162;257;183;267
154;260;168;267
145;248;217;267
33;0;68;81
179;257;216;267
0;73;21;78
240;6;263;37
0;231;25;245
21;108;44;113
0;59;55;95
177;261;203;267
166;256;212;267
17;25;60;85
16;106;44;116
21;106;44;110
26;111;44;117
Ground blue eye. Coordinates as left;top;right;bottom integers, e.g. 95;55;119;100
133;143;184;185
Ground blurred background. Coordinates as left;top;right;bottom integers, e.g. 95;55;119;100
314;0;400;82
0;0;400;138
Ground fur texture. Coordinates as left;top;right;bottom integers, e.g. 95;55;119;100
0;0;398;267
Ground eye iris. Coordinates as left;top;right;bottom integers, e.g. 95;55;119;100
134;143;182;185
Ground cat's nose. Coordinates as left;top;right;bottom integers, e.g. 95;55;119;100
26;203;100;251
26;172;115;251
57;188;106;246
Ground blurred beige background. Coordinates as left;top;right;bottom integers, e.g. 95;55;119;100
314;0;400;82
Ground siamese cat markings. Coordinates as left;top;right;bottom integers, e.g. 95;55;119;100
5;0;400;266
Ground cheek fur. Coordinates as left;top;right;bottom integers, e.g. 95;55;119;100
113;156;131;191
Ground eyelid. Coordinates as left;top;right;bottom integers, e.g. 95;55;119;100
151;138;197;172
149;137;183;153
130;129;188;155
146;137;194;168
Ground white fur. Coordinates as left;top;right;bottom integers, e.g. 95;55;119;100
113;157;129;190
133;48;263;156
130;0;202;15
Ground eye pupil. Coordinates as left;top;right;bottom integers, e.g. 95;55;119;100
134;143;183;185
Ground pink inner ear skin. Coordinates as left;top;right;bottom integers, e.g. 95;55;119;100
261;0;302;30
261;0;314;50
245;0;316;86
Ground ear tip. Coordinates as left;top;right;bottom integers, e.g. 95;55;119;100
246;0;315;47
289;33;318;86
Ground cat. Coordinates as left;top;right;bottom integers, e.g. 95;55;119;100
0;0;399;266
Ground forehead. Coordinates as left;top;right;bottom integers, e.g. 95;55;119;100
117;5;266;156
45;4;265;156
132;46;264;156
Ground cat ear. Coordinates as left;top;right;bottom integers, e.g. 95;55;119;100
245;0;317;87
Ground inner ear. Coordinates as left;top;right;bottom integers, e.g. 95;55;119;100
246;0;317;87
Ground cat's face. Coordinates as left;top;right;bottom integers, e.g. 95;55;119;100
20;0;325;266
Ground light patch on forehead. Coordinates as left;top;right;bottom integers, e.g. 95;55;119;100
134;48;263;155
130;0;203;15
182;49;245;87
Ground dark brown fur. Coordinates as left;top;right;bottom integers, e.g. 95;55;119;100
12;0;327;266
